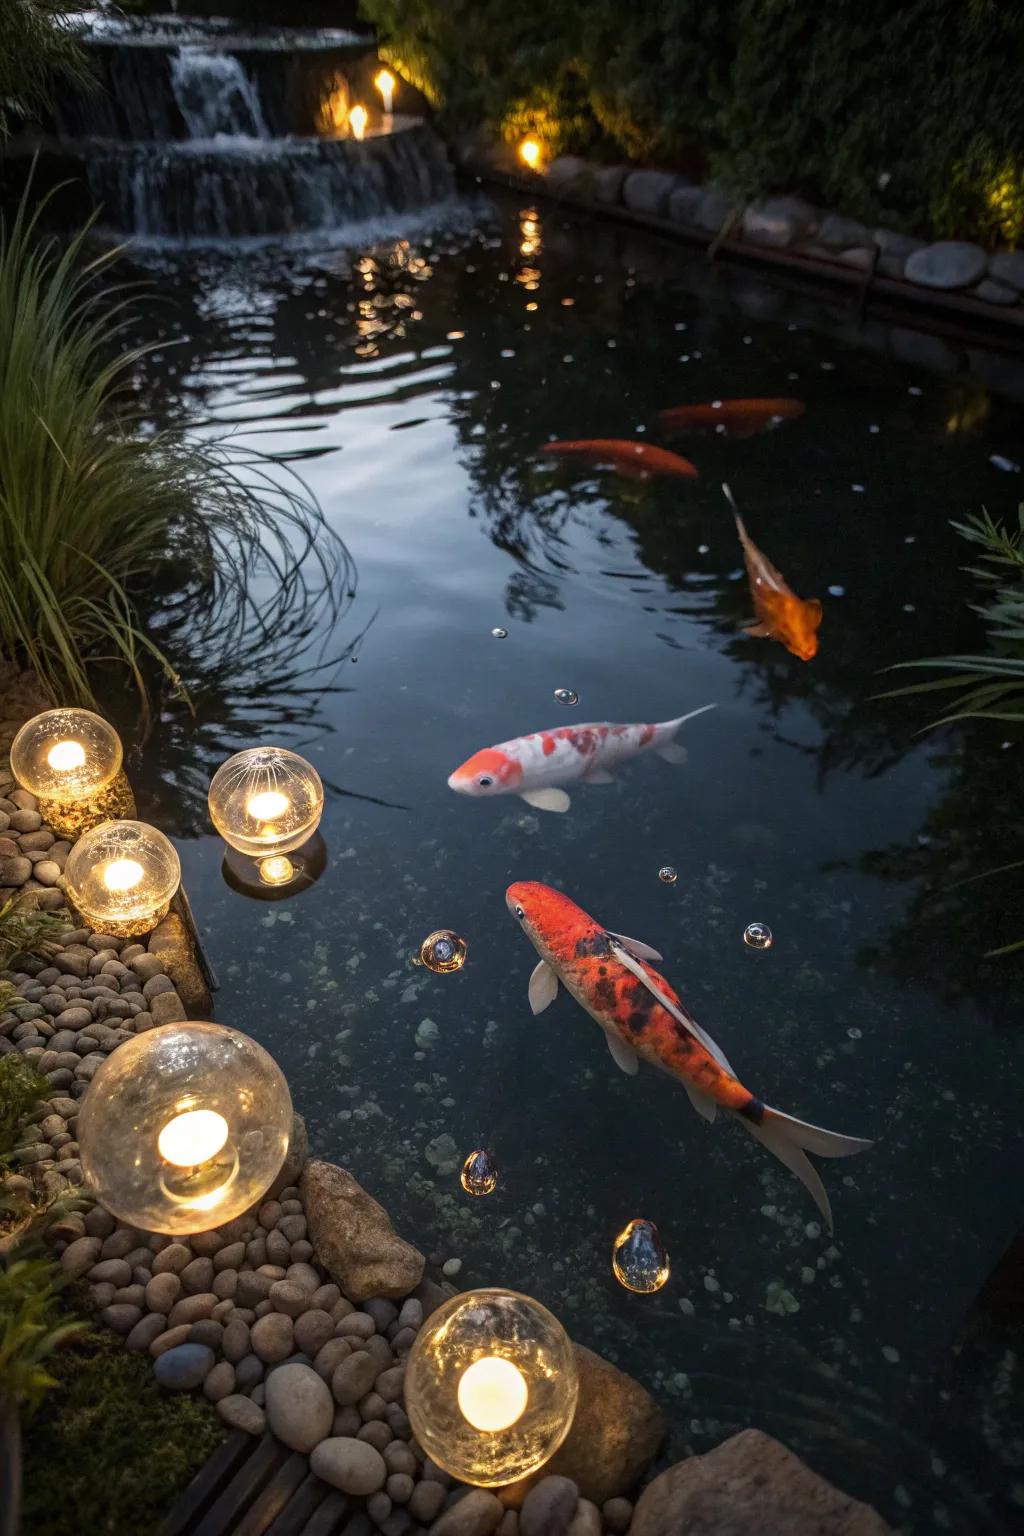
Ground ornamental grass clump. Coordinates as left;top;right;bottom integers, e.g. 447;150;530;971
0;184;344;714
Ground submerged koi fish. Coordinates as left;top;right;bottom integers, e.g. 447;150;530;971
540;440;699;481
659;398;805;438
724;484;822;662
448;707;715;813
507;881;872;1228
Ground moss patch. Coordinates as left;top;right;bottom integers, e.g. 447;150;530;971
21;1325;225;1536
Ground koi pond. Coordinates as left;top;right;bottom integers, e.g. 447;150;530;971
118;190;1023;1531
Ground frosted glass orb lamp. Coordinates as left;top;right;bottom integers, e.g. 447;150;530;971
208;747;324;891
9;707;134;837
405;1288;579;1486
64;819;180;937
77;1022;292;1234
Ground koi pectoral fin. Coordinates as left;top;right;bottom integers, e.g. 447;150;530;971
684;1083;718;1122
520;788;571;812
655;742;687;764
584;767;616;784
604;1028;639;1075
528;960;559;1014
741;622;771;637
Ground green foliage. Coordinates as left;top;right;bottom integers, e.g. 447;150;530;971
0;895;66;971
0;1252;85;1414
0;181;344;714
0;1056;49;1168
880;506;1024;957
21;1325;224;1536
361;0;1024;242
0;2;93;141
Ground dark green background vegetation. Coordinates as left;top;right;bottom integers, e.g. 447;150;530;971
362;0;1024;244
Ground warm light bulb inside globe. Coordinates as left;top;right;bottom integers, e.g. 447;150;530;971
247;790;290;822
458;1357;529;1432
47;739;86;771
158;1108;229;1167
349;104;368;139
102;857;145;893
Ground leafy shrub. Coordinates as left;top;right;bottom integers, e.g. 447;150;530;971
361;0;1024;243
0;1251;85;1414
0;1055;48;1168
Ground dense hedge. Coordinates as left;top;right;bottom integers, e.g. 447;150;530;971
361;0;1024;244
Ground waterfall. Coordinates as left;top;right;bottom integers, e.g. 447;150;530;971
30;13;454;244
169;48;269;141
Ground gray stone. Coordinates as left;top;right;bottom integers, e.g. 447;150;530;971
301;1161;423;1302
545;157;592;196
520;1479;579;1536
697;188;740;234
99;1303;142;1335
251;1311;294;1363
410;1483;447;1525
217;1394;266;1435
167;1293;217;1328
989;250;1024;292
265;1361;334;1452
223;1319;251;1364
337;1311;375;1340
667;185;703;226
388;1473;414;1506
629;1429;892;1536
622;171;677;218
973;277;1020;306
286;1261;320;1292
294;1309;334;1357
203;1360;236;1403
150;990;187;1026
591;165;628;205
188;1319;224;1351
905;240;988;290
236;1270;273;1308
310;1437;387;1496
742;196;817;247
125;1313;168;1353
60;1235;101;1278
270;1280;310;1318
332;1349;379;1406
149;1325;192;1357
816;213;873;249
314;1337;352;1381
153;1343;215;1391
235;1353;264;1391
565;1502;600;1536
601;1500;632;1534
214;1240;245;1272
180;1256;215;1295
152;1242;192;1276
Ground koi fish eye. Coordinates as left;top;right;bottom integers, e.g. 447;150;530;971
514;904;525;919
478;775;494;788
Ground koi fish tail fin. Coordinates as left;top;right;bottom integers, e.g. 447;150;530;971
655;703;717;763
736;1106;873;1233
722;481;743;528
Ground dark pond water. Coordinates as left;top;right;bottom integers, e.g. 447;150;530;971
116;190;1024;1531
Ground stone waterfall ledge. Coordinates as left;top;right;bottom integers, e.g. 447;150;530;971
0;678;892;1536
456;137;1024;335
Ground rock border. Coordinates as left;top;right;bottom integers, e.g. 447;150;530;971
455;138;1024;340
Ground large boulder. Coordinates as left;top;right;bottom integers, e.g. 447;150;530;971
623;171;678;218
300;1159;424;1302
505;1345;663;1507
630;1429;892;1536
905;240;987;290
742;196;818;247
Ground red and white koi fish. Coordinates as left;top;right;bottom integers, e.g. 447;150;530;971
539;440;699;481
658;398;805;438
507;881;873;1229
724;484;822;662
448;707;715;813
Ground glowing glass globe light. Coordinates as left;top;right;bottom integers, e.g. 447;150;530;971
405;1288;578;1486
64;819;180;937
208;747;324;887
519;138;542;171
10;708;125;835
77;1022;292;1234
374;68;396;115
349;103;368;140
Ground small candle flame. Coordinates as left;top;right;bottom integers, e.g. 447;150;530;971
374;69;395;115
457;1356;528;1432
349;104;369;141
47;740;86;772
158;1109;229;1168
102;857;145;893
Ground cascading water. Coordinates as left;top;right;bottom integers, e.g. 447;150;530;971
27;12;453;243
168;48;269;140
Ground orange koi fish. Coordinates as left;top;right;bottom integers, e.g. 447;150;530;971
658;398;805;438
724;484;822;661
448;706;715;813
540;440;699;481
508;881;872;1228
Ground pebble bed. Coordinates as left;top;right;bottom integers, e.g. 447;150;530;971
0;724;637;1536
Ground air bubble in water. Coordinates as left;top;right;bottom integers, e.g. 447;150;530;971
416;930;468;973
658;867;678;885
460;1149;498;1196
554;688;578;706
613;1218;669;1294
744;922;773;949
491;627;508;638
